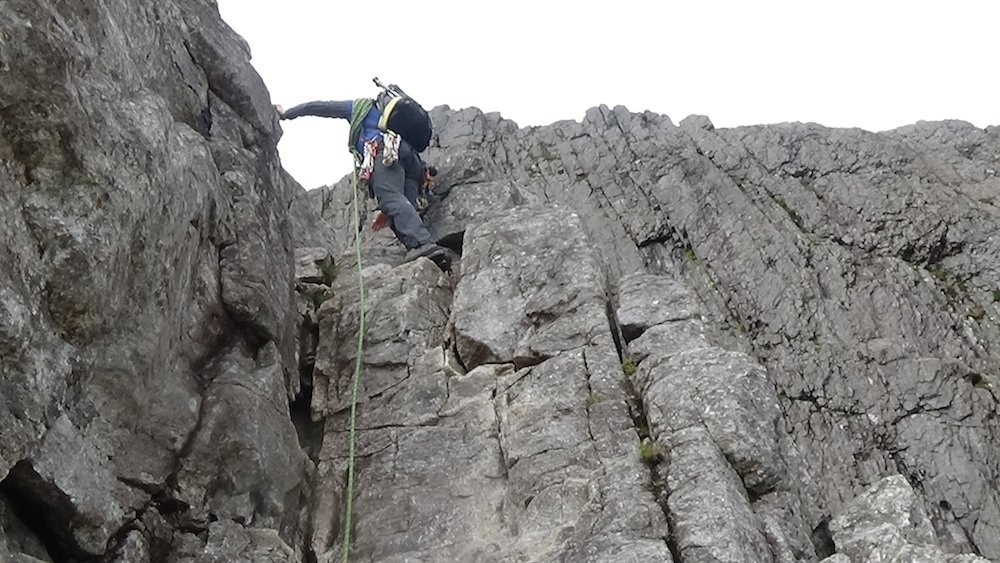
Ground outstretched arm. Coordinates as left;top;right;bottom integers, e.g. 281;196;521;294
278;100;353;120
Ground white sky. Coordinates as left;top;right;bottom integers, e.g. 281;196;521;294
218;0;999;190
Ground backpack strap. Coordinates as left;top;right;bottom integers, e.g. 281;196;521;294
348;98;375;163
377;96;402;132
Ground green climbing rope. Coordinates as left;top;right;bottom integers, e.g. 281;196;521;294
342;173;366;563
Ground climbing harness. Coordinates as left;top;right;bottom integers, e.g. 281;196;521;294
357;138;378;184
341;172;366;563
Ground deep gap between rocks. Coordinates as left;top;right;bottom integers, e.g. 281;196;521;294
0;460;83;562
602;289;682;561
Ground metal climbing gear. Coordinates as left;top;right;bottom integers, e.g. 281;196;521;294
357;138;378;183
381;131;401;166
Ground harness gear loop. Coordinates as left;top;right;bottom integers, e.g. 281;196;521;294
357;139;378;184
381;131;401;166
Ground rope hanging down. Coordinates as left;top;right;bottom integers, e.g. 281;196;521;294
341;173;366;563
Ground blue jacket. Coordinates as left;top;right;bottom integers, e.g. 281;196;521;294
282;100;381;155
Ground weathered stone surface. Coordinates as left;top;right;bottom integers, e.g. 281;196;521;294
175;343;307;529
366;105;999;561
308;205;672;562
633;337;814;562
824;475;989;563
4;0;1000;559
1;0;305;560
184;521;297;563
294;247;335;285
424;179;540;245
452;206;610;370
617;273;699;341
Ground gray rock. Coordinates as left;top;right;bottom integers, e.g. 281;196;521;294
390;105;1000;559
175;342;308;529
628;319;708;364
425;179;539;246
307;208;672;561
294;247;335;285
1;0;304;559
452;206;610;369
4;0;1000;558
826;475;989;563
634;341;811;562
173;520;297;563
664;426;771;563
617;272;700;341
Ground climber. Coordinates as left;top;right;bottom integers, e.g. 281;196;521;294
276;83;450;271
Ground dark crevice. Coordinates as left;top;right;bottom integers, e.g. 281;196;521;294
637;231;672;249
291;292;324;463
450;338;469;374
930;499;983;557
664;536;682;563
436;230;464;255
600;289;681;560
286;284;323;563
0;460;85;562
603;293;625;359
811;516;837;559
491;383;511;478
290;376;321;463
511;355;547;371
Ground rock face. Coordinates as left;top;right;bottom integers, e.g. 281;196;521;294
307;106;999;562
820;475;990;563
1;1;307;561
2;2;1000;563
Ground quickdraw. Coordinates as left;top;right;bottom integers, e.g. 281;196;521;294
357;138;378;183
381;131;401;166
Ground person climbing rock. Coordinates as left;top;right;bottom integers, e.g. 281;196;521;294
276;82;450;271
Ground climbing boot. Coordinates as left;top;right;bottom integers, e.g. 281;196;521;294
405;243;451;272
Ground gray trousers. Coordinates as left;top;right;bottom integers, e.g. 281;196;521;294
370;139;432;250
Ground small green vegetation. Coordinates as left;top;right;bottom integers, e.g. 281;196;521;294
310;288;333;309
638;439;665;464
682;247;698;262
930;267;948;283
317;259;337;286
622;357;637;378
992;290;1000;303
969;305;986;321
585;392;601;406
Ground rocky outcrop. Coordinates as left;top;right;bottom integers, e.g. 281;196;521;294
3;1;999;562
309;106;999;562
1;0;308;561
820;475;990;563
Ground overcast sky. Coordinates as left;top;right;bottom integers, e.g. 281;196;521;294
217;0;999;190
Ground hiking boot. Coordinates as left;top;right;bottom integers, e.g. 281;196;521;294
404;243;452;272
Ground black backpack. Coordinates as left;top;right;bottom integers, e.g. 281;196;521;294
374;80;433;152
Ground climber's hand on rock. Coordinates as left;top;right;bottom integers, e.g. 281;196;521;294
371;210;389;232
